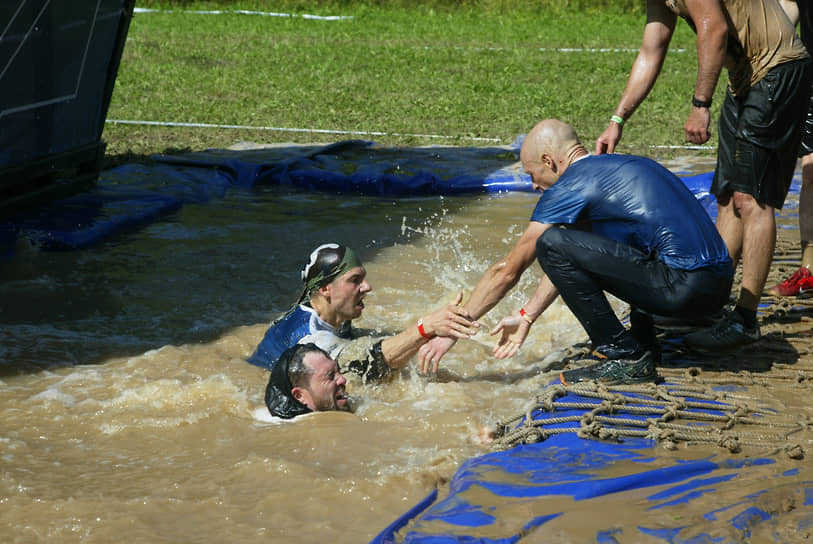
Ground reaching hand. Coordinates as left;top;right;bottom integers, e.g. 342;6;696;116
595;123;622;155
417;336;457;375
489;314;531;359
419;292;479;339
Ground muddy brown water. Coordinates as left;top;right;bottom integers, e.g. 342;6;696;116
2;152;811;542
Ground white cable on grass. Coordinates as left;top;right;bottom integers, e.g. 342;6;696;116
131;9;693;52
539;47;687;53
650;144;715;151
132;8;353;21
105;119;504;143
106;119;713;150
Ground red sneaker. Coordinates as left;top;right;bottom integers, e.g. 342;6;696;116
768;266;812;296
798;275;813;296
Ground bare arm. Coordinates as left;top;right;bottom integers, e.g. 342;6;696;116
381;292;478;369
491;273;560;359
595;0;676;154
417;222;549;373
682;0;727;144
779;0;799;25
463;221;549;320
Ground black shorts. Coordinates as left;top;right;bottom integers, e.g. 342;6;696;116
713;58;812;209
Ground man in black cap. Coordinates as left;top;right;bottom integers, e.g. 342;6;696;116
249;243;478;382
265;343;351;419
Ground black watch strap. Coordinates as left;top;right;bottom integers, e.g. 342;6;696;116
692;95;712;108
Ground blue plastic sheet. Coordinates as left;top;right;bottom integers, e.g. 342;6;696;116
0;140;715;256
372;382;813;543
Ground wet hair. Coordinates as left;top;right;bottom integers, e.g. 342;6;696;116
286;343;323;388
264;343;329;419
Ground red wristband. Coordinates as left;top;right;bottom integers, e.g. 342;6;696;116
417;318;434;339
519;308;534;324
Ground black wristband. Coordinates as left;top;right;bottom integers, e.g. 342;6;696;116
692;95;712;108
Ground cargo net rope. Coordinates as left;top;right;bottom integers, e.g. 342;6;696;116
492;233;813;459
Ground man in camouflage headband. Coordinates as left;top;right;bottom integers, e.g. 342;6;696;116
248;243;478;382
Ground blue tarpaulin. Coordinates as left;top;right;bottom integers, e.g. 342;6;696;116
372;380;813;543
0;139;716;257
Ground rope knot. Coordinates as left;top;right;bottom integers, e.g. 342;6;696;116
785;444;804;459
718;435;740;453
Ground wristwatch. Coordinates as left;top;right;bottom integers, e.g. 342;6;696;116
692;95;712;108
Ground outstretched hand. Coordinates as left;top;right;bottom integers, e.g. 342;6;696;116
419;292;479;339
489;314;531;359
417;336;457;375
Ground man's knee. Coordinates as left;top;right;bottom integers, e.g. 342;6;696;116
731;191;772;219
535;227;565;264
802;153;813;186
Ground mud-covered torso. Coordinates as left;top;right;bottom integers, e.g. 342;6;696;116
665;0;807;95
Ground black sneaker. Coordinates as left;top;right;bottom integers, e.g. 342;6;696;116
592;341;661;363
629;310;662;362
560;351;658;386
683;311;760;351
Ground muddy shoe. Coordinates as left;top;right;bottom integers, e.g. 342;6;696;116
683;311;759;351
591;341;661;364
560;351;657;386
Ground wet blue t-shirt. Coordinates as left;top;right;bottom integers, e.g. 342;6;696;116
531;154;732;273
247;305;391;381
248;305;328;370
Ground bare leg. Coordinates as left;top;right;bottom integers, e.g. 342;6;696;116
734;191;776;311
715;193;743;267
684;191;768;349
800;154;813;267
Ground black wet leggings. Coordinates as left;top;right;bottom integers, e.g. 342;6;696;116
536;227;733;348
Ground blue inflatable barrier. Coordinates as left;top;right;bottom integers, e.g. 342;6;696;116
0;140;716;256
372;379;813;543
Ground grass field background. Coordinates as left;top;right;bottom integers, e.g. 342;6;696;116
102;1;718;167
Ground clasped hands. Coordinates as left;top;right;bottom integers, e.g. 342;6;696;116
416;303;533;375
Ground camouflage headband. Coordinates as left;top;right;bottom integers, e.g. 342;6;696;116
300;243;363;297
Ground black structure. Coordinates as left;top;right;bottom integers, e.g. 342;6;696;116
0;0;135;213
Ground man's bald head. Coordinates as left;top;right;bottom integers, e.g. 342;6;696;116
520;119;581;165
519;119;585;192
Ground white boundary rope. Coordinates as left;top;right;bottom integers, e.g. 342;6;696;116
105;119;714;150
104;119;505;143
133;7;354;21
539;47;687;53
651;144;715;150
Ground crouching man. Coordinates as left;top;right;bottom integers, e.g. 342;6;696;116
418;119;734;385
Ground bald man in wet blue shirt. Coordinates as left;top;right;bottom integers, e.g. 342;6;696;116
417;119;734;385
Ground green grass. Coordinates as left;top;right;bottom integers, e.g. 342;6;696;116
103;2;719;167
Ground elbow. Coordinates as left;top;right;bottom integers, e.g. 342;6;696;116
696;20;728;51
491;261;522;290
